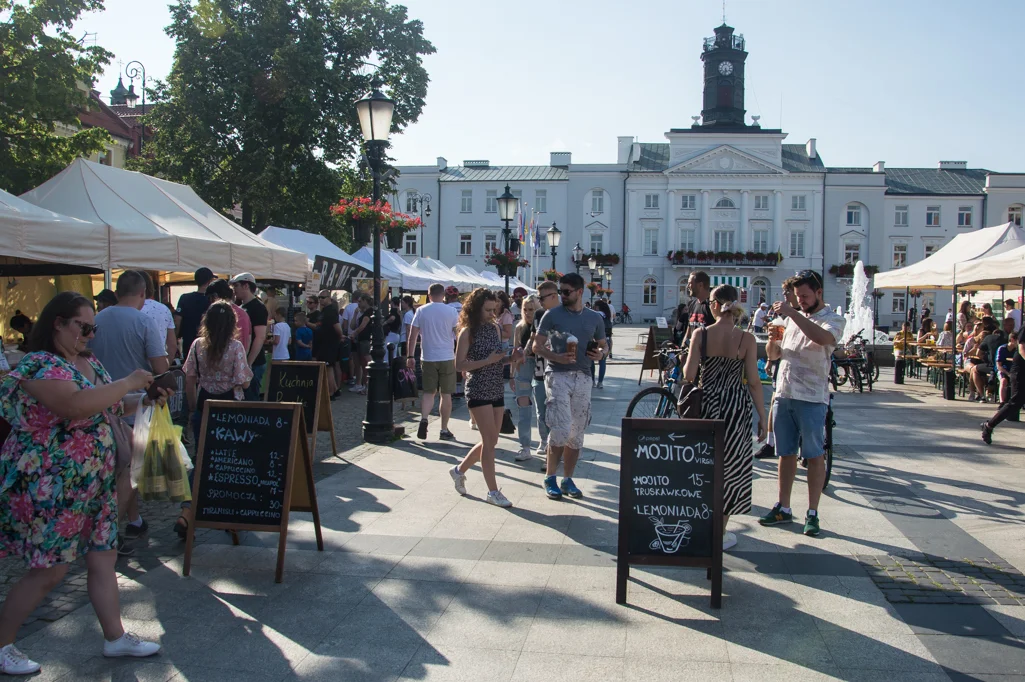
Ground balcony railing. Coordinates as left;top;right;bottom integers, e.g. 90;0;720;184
703;34;745;52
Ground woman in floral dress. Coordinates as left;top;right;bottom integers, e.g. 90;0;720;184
0;292;162;675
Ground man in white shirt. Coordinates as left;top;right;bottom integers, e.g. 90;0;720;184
407;283;460;441
340;294;361;384
141;271;177;360
1005;299;1022;332
752;303;769;333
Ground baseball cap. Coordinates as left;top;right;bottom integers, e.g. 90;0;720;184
194;267;215;285
513;286;527;297
445;285;459;296
94;289;118;306
229;272;256;285
759;302;768;308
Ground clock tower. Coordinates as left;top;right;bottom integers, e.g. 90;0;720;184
699;24;748;127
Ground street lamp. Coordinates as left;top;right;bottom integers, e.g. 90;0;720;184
125;60;146;154
406;191;432;257
572;243;584;273
355;79;395;444
496;184;518;294
546;222;561;272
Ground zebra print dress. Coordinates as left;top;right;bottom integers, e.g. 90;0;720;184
699;355;754;516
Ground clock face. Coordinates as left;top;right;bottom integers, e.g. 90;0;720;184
718;61;734;76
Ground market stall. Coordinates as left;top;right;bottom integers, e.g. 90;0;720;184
411;257;479;292
258;225;370;291
352;246;435;292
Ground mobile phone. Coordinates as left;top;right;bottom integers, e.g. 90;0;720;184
586;339;599;353
146;370;180;399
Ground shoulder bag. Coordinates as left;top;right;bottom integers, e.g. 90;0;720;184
676;328;707;419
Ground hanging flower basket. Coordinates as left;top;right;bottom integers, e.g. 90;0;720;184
542;269;562;282
331;197;394;246
485;250;528;278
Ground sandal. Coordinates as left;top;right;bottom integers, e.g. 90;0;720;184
173;514;190;540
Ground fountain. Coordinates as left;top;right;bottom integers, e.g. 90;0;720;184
841;261;890;345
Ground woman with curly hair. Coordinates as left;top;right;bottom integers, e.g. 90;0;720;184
449;289;522;507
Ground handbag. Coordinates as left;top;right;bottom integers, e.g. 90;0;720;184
676;329;707;419
108;413;134;477
500;408;516;434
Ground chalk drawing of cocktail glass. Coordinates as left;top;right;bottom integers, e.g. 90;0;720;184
648;517;691;553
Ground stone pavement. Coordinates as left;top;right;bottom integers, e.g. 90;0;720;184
5;327;1025;680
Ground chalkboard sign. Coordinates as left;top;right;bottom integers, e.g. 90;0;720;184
639;326;676;384
265;361;338;456
184;401;323;583
617;417;724;608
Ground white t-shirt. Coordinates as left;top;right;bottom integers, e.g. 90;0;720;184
141;299;174;355
411;302;460;362
271;321;291;360
753;308;768;328
1008;308;1022;332
402;309;414;342
447;301;462;312
341;301;360;333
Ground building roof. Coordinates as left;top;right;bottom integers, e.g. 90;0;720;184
627;142;825;174
108;103;153;128
877;167;990;196
781;144;825;173
439;165;568;182
628;144;670;172
79;91;133;141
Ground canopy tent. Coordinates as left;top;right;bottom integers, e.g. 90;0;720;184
352;246;435;292
479;270;536;294
21;159;308;282
0;188;109;273
411;258;479;292
258;226;365;269
873;222;1025;290
954;245;1025;289
450;264;502;291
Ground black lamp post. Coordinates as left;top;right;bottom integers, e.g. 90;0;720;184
572;243;584;274
355;80;396;444
587;255;597;301
407;191;432;256
124;60;146;154
497;184;518;294
546;222;561;272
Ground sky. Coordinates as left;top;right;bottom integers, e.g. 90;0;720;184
81;0;1025;171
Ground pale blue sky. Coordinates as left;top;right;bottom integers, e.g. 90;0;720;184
82;0;1024;170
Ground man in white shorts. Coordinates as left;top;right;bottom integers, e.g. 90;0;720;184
407;283;460;441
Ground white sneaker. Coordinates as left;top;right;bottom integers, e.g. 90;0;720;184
0;644;40;675
348;385;362;393
536;443;548;457
723;531;738;551
471;422;479;431
103;631;161;658
515;447;532;461
486;490;513;508
450;467;467;496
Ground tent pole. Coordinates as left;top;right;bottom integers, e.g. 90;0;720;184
104;269;112;290
905;286;910;330
945;282;958;400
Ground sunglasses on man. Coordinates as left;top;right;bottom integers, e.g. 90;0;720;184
559;288;580;297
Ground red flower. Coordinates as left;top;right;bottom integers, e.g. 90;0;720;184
10;492;34;524
54;510;85;539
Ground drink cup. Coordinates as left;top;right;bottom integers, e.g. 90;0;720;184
768;323;784;342
566;334;578;356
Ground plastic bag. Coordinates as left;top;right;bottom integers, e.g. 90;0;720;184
135;404;192;503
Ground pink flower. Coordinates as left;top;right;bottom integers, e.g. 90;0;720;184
63;430;94;465
34;476;53;501
54;510;85;539
40;366;73;381
9;492;34;524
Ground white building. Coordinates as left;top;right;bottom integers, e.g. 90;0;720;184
394;23;1025;326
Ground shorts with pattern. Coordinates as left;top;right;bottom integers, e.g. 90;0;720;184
422;359;457;394
544;370;592;450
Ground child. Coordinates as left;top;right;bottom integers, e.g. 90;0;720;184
271;306;291;360
996;332;1017;405
294;310;313;361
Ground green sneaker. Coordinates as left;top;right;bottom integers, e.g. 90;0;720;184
758;503;793;526
803;513;820;536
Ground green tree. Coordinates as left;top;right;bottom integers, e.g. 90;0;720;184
0;0;113;194
136;0;434;233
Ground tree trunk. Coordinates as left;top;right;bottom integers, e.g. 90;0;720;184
241;199;253;231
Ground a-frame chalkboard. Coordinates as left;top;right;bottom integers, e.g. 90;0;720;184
639;326;674;384
265;360;339;458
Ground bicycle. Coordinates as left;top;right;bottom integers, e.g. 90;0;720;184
626;344;686;418
798;393;836;489
831;330;877;393
614;304;633;325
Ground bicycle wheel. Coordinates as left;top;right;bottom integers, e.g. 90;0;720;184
829;363;839;391
870;353;880;381
836;364;850;386
822;401;835;489
864;360;874;392
853;364;864;393
626;387;678;418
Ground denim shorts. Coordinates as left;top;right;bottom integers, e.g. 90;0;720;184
773;397;828;460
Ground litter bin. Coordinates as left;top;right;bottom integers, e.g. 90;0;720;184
894;358;905;385
943;368;955;400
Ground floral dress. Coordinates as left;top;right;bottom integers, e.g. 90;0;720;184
0;352;122;568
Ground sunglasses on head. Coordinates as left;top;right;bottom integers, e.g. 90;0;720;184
559;288;579;296
796;269;823;285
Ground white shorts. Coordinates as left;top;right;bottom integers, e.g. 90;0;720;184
544;371;592;450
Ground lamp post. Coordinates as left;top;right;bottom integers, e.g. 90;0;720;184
572;243;584;274
587;255;598;301
406;191;432;256
497;184;517;294
124;60;146;154
355;80;396;444
546;222;561;272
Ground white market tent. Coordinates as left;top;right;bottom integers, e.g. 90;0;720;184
21;159;308;282
258;225;366;270
0;188;109;270
873;222;1024;290
450;264;502;291
412;257;479;292
479;270;536;294
352;246;435;291
953;242;1025;289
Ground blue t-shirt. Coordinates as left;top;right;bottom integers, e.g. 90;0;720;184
295;326;313;360
90;305;167;381
996;344;1013;375
536;305;606;374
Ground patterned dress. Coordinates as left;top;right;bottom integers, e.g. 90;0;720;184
464;323;503;402
0;352;122;567
700;354;754;516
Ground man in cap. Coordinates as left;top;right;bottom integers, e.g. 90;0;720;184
94;289;118;312
175;267;214;359
445;286;462;312
752;302;769;334
230;272;269;400
511;286;527;322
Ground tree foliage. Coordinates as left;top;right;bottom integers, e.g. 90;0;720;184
135;0;434;233
0;0;113;194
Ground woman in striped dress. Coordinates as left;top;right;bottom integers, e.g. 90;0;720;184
682;284;767;551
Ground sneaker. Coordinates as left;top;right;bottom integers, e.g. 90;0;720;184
449;467;467;496
515;447;532;462
753;443;776;460
536;443;548;457
543;475;562;500
357;386;367;395
470;422;479;431
348;385;362;393
803;513;821;537
758;503;794;526
417;419;428;440
486;490;513;508
347;378;357;386
560;477;582;498
103;631;160;658
0;644;40;675
116;535;135;557
124;518;148;538
592;381;597;388
981;422;993;445
723;531;738;551
596;382;603;389
968;391;977;401
439;429;455;441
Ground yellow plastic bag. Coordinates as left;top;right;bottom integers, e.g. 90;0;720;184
137;404;192;503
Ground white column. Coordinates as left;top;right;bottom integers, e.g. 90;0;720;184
739;190;750;252
773;190;784;256
813;190;824;270
700;190;711;251
667;190;677;250
627;190;638;254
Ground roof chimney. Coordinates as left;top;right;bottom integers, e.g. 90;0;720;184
939;160;967;170
805;138;817;159
873;161;885;173
617;136;634;164
550;152;571;167
437;157;447;170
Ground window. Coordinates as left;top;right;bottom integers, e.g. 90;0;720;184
643;276;658;305
484;233;498;254
460;190;472;213
789;231;805;258
895;205;908;227
892;243;907;268
1009;205;1023;227
485;190;497;213
714;230;735;252
644;193;659;209
843;241;861;264
591;190;604;214
405;193;417;213
753;230;768;254
644;228;658;256
846;204;861;226
681;195;696;210
459;234;472;255
924;243;939;258
958;206;973;227
680;229;696;252
589;232;603;254
404;232;417;256
892;295;906;314
754;194;769;211
791;195;806;211
539;231;548;256
926;206;941;226
714;197;735;209
535;190;547;213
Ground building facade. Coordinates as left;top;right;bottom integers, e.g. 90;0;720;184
394;23;1025;325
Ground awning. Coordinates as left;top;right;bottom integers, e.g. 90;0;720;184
712;275;750;288
0;188;108;273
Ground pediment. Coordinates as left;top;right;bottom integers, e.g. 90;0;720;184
585;220;609;231
839;229;865;239
665;145;786;175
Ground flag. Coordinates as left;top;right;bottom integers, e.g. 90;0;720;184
518;203;526;244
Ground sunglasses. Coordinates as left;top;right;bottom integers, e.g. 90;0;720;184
71;320;98;336
540;292;557;299
796;269;823;285
559;288;579;297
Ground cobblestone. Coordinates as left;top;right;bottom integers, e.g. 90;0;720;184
861;554;1025;605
